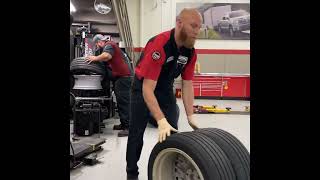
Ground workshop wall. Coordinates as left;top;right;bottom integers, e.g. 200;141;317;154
126;0;250;74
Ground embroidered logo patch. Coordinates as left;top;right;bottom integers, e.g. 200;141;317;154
166;56;174;63
177;55;188;65
152;51;161;60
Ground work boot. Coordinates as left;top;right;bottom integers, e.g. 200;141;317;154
113;124;124;130
118;129;129;137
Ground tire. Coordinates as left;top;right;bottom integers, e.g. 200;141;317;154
70;57;106;76
148;131;236;180
148;104;180;127
195;128;250;180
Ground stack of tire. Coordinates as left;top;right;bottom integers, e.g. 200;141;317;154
70;57;113;118
148;128;250;180
70;57;111;97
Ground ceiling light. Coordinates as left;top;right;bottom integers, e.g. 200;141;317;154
70;1;76;13
94;0;111;14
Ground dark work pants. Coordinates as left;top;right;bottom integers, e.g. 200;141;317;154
126;77;178;176
114;77;132;129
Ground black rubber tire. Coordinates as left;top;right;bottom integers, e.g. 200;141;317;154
70;57;106;76
148;103;180;127
195;128;250;180
148;131;236;180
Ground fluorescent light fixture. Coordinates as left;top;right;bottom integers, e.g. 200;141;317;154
94;0;111;14
70;1;76;12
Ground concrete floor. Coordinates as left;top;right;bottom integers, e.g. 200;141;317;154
70;99;250;180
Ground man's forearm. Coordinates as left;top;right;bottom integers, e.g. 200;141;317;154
182;80;194;116
96;52;112;62
142;88;165;121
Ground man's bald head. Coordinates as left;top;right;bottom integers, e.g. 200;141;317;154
177;8;202;24
175;8;202;48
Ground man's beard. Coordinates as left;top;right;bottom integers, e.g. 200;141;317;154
180;27;196;49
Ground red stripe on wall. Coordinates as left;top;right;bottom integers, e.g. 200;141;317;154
133;47;250;54
133;47;144;52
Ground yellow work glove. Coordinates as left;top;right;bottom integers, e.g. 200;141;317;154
187;115;199;130
157;118;178;143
